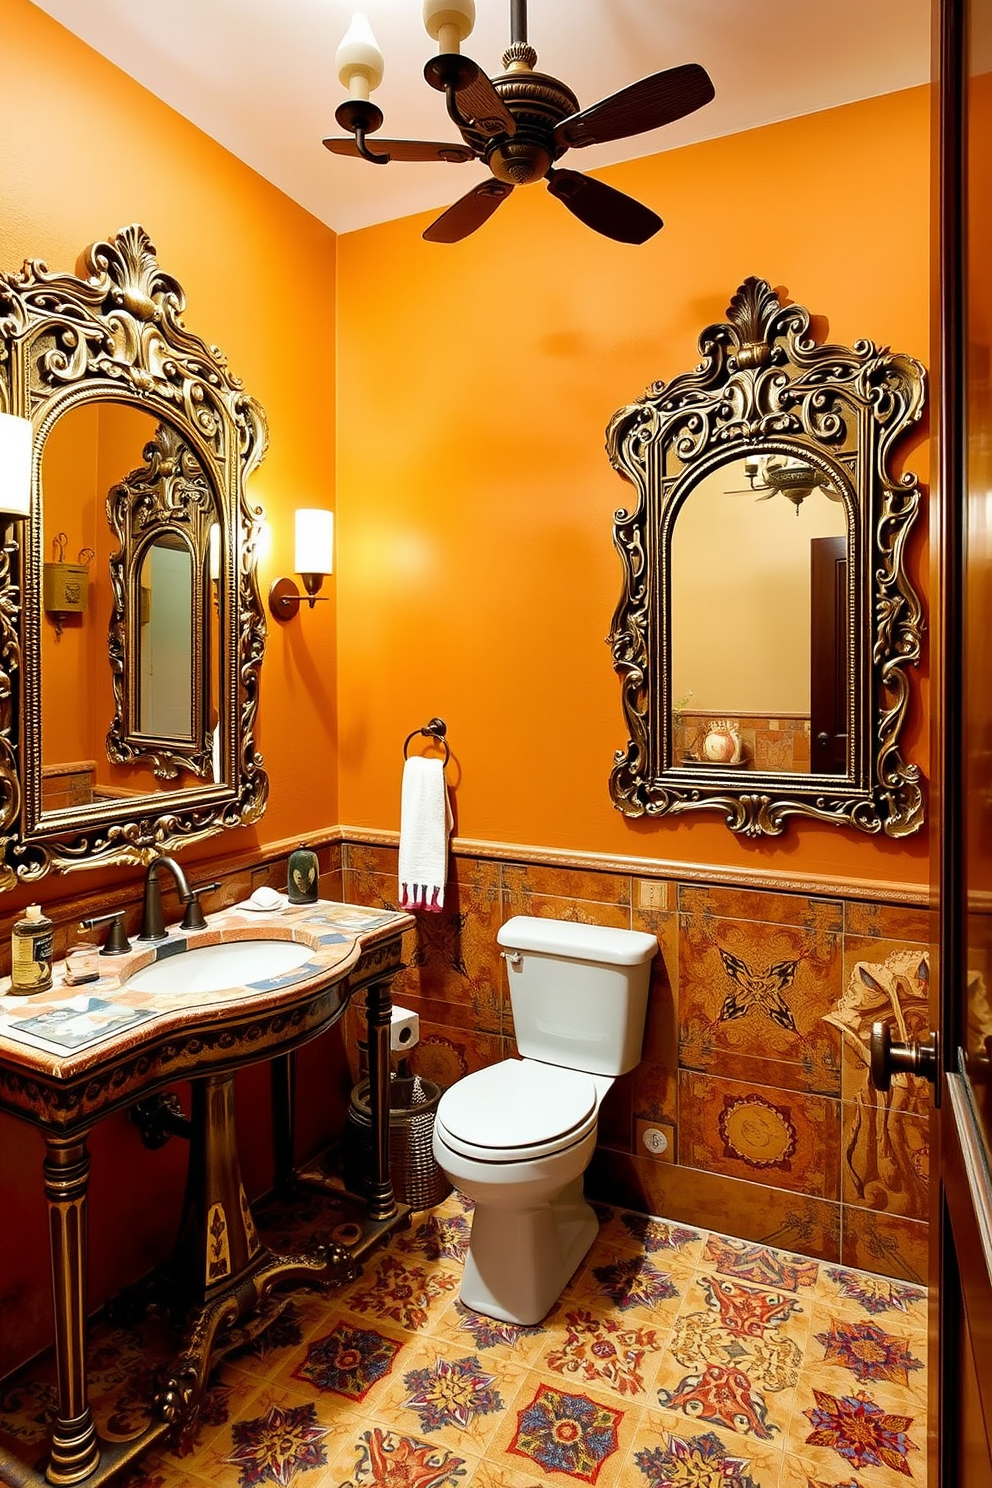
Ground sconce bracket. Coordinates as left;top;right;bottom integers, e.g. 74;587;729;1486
269;577;302;622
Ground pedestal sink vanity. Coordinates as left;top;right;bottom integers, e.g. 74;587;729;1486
0;896;414;1487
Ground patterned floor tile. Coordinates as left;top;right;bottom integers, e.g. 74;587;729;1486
0;1197;930;1488
815;1266;928;1331
485;1374;643;1488
367;1334;532;1457
620;1404;786;1488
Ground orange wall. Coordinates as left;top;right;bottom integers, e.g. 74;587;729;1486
336;85;931;886
1;0;339;906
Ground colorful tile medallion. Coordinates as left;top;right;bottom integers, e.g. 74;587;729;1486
349;1426;467;1488
634;1428;760;1488
803;1388;920;1476
543;1309;663;1397
823;1267;926;1318
226;1401;328;1487
508;1384;622;1484
703;1234;820;1292
588;1255;681;1311
814;1319;925;1388
293;1322;402;1400
402;1355;504;1432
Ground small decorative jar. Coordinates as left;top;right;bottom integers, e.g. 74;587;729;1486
701;720;742;766
287;844;319;904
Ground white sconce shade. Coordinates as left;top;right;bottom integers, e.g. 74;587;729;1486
336;13;384;99
294;509;333;576
0;411;32;517
423;0;476;52
208;521;221;581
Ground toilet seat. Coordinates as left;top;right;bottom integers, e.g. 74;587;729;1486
435;1059;599;1162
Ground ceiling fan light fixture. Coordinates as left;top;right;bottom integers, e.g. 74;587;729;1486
326;3;714;243
423;0;476;55
335;12;384;100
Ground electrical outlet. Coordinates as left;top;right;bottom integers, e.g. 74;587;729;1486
637;878;669;911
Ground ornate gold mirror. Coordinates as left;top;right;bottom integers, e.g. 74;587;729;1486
0;225;268;885
608;277;926;837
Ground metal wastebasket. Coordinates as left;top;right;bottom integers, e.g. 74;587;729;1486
345;1072;450;1210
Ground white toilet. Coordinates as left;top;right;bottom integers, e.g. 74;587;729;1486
432;915;658;1325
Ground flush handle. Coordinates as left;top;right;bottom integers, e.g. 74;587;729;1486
869;1020;939;1092
501;951;522;968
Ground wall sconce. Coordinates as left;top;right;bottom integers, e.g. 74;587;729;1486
0;411;32;519
268;509;334;621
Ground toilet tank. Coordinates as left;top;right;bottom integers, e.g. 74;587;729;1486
497;916;657;1076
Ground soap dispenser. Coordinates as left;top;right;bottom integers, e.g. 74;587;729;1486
11;903;54;994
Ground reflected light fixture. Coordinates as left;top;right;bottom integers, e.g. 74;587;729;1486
268;509;334;621
0;411;32;518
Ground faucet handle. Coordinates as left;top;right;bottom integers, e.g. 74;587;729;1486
180;883;221;933
79;911;131;956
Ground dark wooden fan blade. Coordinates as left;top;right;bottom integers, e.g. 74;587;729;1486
546;169;662;244
554;63;714;150
323;137;476;163
453;61;517;138
423;181;514;243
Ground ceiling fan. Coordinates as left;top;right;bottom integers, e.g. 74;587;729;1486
324;0;715;244
728;456;844;512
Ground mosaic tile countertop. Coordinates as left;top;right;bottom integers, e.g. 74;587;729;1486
0;900;410;1077
0;1191;930;1488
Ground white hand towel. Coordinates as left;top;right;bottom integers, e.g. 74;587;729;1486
398;756;452;913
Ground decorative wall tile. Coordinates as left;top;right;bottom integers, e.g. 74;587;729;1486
845;900;930;943
841;1102;929;1221
678;913;843;1096
501;889;631;932
677;885;843;935
840;1208;928;1287
829;945;931;1115
678;1072;841;1200
501;863;631;910
586;1150;842;1264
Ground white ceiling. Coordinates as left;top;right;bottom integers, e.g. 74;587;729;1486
29;0;931;236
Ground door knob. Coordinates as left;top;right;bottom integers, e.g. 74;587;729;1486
869;1021;939;1092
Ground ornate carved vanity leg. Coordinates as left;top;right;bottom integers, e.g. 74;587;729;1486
270;1051;297;1195
43;1135;101;1485
170;1073;260;1304
364;979;396;1222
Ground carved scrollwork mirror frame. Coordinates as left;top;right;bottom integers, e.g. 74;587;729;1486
0;225;269;885
607;277;926;838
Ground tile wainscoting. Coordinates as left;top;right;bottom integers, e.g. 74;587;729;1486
339;838;930;1286
0;830;929;1292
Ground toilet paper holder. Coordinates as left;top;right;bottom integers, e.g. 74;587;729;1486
390;1005;420;1053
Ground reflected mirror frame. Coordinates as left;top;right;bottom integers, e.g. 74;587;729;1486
0;224;269;886
606;276;926;838
106;422;215;777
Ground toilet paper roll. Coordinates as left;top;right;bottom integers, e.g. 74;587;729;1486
390;1005;420;1052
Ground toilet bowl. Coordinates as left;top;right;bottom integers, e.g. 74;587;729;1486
432;916;657;1325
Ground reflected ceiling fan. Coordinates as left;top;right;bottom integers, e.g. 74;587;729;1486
324;0;715;244
728;456;843;513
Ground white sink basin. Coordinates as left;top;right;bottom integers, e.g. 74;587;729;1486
125;939;314;995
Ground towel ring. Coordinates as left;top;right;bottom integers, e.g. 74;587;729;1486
403;717;450;766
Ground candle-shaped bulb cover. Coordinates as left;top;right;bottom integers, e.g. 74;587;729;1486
0;411;32;518
423;0;476;53
336;12;384;100
295;509;333;601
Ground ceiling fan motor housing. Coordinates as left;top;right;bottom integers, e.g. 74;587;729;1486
481;63;578;186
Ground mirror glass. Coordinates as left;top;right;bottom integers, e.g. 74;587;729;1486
39;404;221;814
138;538;194;738
670;456;849;776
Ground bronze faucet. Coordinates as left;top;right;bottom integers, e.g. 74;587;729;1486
138;855;196;941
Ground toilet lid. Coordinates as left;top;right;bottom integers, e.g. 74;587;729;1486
436;1059;598;1155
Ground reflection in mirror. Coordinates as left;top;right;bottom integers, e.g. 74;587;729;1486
670;457;848;776
40;408;221;812
138;538;194;738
